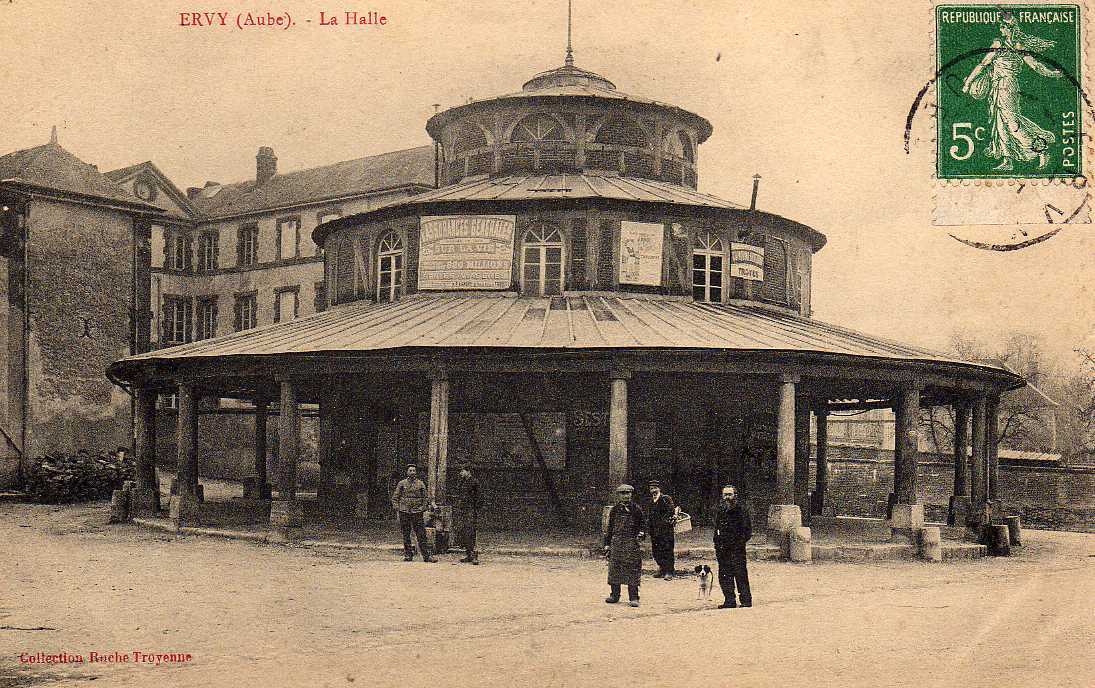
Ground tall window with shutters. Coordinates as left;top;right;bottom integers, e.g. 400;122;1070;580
692;231;724;303
197;232;218;272
376;231;404;303
166;233;192;272
234;292;257;331
521;223;564;296
196;297;218;340
237;225;259;267
163;296;193;344
273;287;299;323
276;217;300;260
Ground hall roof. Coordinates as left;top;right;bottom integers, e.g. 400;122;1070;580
0;143;163;212
110;294;1020;388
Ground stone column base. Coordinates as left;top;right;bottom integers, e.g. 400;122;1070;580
947;495;971;527
1002;515;1022;547
889;503;924;542
270;499;305;528
767;504;802;559
169;494;201;527
789;527;812;562
987;524;1011;556
918;526;942;562
130;486;161;517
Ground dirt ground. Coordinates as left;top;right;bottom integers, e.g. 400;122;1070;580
0;501;1092;688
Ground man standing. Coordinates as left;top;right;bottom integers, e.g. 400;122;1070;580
603;484;645;607
713;485;752;608
453;467;481;565
391;465;435;563
647;480;677;580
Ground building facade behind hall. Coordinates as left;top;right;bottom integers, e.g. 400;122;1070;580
0;136;435;488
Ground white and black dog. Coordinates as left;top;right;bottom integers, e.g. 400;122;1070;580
693;564;713;600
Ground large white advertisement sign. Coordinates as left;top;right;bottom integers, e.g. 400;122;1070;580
618;221;664;286
730;242;765;281
418;215;516;290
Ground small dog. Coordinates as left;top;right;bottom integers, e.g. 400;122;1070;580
694;564;713;600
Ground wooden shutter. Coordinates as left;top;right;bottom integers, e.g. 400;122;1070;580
404;228;418;294
569;218;588;290
335;239;355;303
761;236;788;303
598;219;615;288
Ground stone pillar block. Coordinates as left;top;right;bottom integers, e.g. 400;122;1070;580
789;526;812;562
1003;515;1022;547
109;489;130;523
767;504;802;533
889;503;924;542
129;487;161;517
169;494;201;527
987;524;1011;556
242;477;272;500
947;495;972;527
918;526;942;562
270;500;304;528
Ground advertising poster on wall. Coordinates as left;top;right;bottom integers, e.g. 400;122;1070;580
618;221;664;285
418;215;516;290
730;242;765;281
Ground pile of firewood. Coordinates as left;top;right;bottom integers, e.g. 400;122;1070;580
24;451;135;504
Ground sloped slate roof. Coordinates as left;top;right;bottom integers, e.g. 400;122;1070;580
186;146;436;219
111;294;1018;387
0;143;161;210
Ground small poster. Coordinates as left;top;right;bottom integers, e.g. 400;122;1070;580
731;242;765;281
418;215;516;290
619;221;664;286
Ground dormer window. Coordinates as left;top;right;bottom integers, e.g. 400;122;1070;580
520;223;564;296
377;231;404;303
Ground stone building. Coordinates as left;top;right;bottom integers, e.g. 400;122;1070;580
109;47;1024;540
0;135;164;486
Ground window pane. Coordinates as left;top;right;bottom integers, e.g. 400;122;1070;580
693;254;704;270
692;267;706;286
546;247;562;263
524;247;541;266
710;271;722;287
711;287;722;302
711;256;723;270
692;286;705;301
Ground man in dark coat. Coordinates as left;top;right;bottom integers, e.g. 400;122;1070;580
603;484;646;607
452;467;481;564
713;484;752;608
647;480;677;579
391;465;435;563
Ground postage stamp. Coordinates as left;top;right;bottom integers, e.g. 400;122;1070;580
924;2;1092;227
936;4;1082;179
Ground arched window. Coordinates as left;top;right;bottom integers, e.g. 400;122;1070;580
521;223;564;296
334;239;356;304
663;130;695;162
692;231;724;303
594;117;649;148
451;123;489;156
511;114;566;143
376;231;404;303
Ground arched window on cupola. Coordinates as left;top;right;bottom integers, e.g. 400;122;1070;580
376;231;404;303
520;222;565;297
451;123;489;156
594;117;649;148
663;130;695;162
692;231;724;303
511;114;566;143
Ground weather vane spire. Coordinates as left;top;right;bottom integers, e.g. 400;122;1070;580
564;0;574;67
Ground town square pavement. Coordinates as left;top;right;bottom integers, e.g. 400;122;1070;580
0;502;1092;688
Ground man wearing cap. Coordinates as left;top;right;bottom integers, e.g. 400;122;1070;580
603;484;646;607
647;480;677;580
452;467;481;564
713;484;752;608
391;465;436;563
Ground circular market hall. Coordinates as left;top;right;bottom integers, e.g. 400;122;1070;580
108;47;1024;559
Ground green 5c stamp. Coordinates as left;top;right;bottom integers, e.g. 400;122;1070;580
937;5;1082;178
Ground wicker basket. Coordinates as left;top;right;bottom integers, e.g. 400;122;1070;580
673;512;693;534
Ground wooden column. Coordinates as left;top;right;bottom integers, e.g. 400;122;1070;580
971;395;987;508
813;406;829;515
134;387;157;490
426;370;450;504
987;394;1000;502
794;407;811;516
775;374;798;505
254;399;269;490
176;384;198;497
952;400;970;496
608;370;630;489
894;387;921;504
277;380;300;500
317;384;336;508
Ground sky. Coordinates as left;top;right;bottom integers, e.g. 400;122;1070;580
2;0;1092;369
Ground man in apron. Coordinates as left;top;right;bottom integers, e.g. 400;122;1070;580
603;484;646;607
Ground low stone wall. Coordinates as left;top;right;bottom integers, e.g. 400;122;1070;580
817;451;1095;533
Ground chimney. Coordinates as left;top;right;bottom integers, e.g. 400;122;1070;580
256;146;277;185
50;125;58;145
750;173;761;211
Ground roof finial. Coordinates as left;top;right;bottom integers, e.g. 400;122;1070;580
50;125;58;145
564;0;574;67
